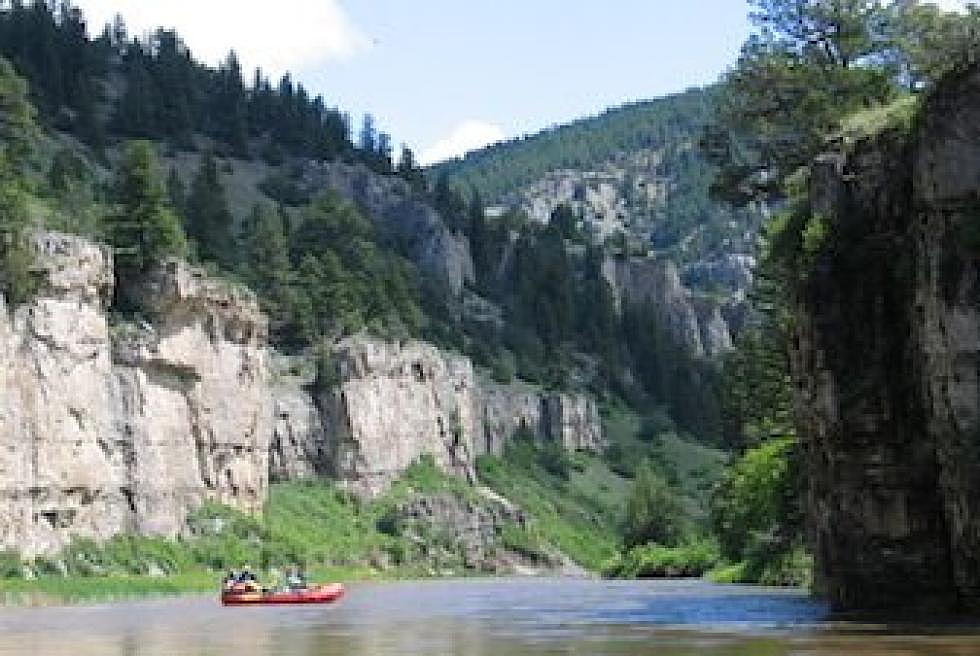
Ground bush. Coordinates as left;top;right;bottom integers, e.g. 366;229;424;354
604;539;720;579
623;461;687;548
709;436;797;561
0;549;22;578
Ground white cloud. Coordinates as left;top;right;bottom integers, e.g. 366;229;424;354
926;0;971;11
420;120;506;166
895;0;973;12
74;0;369;77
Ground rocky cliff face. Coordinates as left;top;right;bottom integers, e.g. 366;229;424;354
0;234;271;557
602;256;733;357
0;234;605;556
791;67;980;612
273;338;606;497
300;160;475;295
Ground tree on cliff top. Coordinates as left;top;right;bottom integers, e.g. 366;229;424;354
0;56;38;306
185;151;235;268
707;0;980;203
704;0;897;203
0;57;36;183
106;141;187;274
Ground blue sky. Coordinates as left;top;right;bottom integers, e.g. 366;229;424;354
304;2;752;163
75;1;751;162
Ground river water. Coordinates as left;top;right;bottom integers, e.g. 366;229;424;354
1;578;979;655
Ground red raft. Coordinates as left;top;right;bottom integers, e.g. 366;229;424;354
221;583;345;606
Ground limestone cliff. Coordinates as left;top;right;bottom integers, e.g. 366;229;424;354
272;338;606;498
790;67;980;612
0;234;605;556
602;255;733;357
0;234;270;556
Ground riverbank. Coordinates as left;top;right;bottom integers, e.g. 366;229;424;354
0;565;421;606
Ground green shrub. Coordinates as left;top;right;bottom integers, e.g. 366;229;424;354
0;549;22;578
604;539;720;579
623;461;688;548
709;436;797;561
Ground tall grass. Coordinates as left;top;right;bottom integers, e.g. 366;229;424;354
476;441;628;570
0;457;500;604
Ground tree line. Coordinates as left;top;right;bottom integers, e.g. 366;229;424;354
0;1;424;180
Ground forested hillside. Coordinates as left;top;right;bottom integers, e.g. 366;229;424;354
431;89;763;273
433;89;712;200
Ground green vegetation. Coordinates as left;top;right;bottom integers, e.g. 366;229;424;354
105;140;187;276
473;406;728;580
432;89;712;200
0;3;420;176
603;540;720;579
476;438;628;570
704;0;980;203
0;457;551;604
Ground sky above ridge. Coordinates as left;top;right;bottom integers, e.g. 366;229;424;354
73;0;972;164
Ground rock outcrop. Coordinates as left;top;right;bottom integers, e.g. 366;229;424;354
272;338;606;498
0;234;604;555
0;235;271;556
300;161;474;295
790;66;980;613
602;255;733;357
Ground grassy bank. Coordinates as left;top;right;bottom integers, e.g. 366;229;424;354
475;441;629;570
0;458;519;605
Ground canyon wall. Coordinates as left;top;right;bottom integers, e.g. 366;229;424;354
791;67;980;612
273;338;606;497
0;234;270;556
603;255;733;357
0;234;604;554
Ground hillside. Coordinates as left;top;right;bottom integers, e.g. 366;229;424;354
431;89;764;280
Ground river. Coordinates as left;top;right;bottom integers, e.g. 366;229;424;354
1;578;979;655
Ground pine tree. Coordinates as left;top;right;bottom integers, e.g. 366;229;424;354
467;189;491;282
213;51;248;155
166;166;186;219
358;113;376;154
185;151;235;267
0;57;37;180
105;141;187;274
0;57;39;305
396;145;425;192
240;203;294;338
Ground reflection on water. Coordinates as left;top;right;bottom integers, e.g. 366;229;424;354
1;579;979;655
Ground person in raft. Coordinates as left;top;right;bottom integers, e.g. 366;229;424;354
286;566;307;590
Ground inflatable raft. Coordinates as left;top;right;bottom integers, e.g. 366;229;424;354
221;583;345;606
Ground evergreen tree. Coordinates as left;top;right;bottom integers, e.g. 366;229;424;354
114;43;159;137
185;151;235;267
0;57;38;305
432;172;466;232
166;166;186;219
549;203;578;241
0;57;36;179
240;203;295;339
213;51;248;156
468;189;491;282
105;141;187;274
358;113;376;154
396;145;425;192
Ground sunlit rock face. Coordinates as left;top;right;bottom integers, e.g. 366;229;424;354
792;66;980;613
290;337;606;498
0;235;603;555
0;236;270;556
